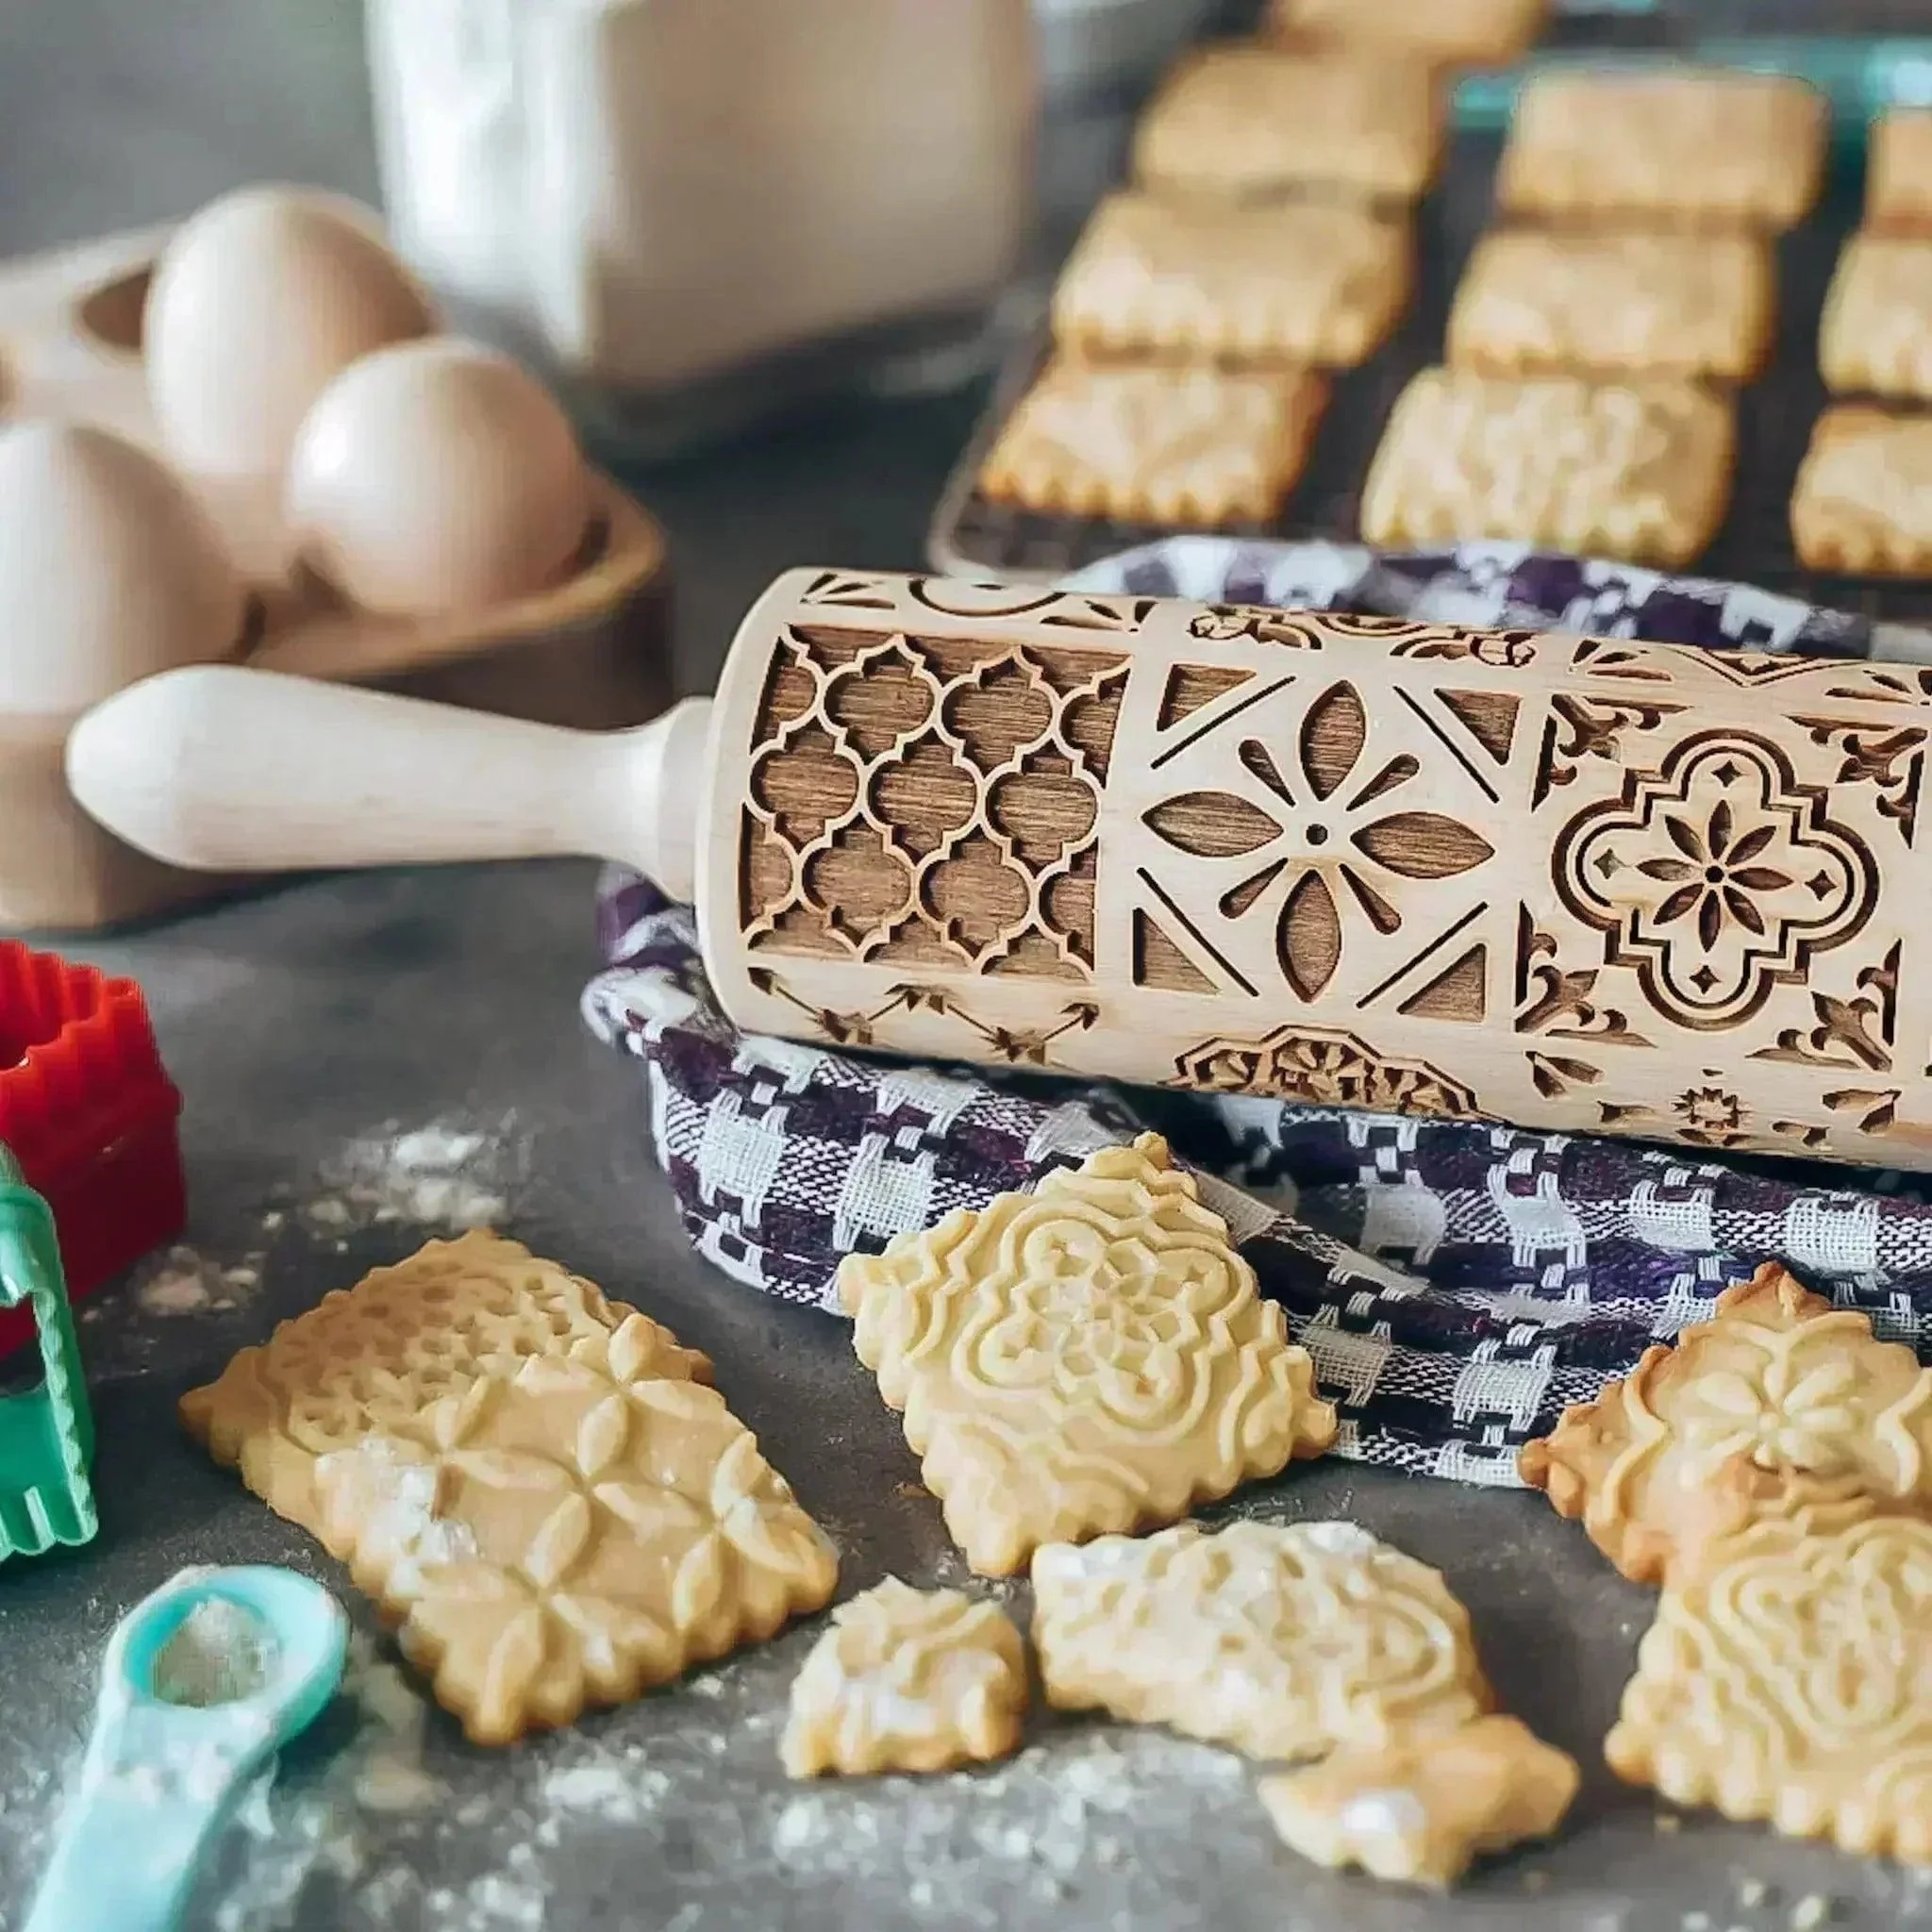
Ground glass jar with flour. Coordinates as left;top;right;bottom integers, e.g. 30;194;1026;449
365;0;1040;459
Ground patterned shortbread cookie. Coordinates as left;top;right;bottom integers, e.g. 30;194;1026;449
1790;405;1932;575
976;358;1326;526
1258;1715;1580;1889
1134;45;1441;203
1606;1516;1932;1857
312;1326;840;1744
1868;108;1932;231
780;1578;1028;1777
1269;0;1544;65
1052;192;1411;368
180;1231;710;1536
1446;227;1775;381
1359;367;1735;568
1031;1521;1489;1762
1820;234;1932;399
1520;1263;1932;1585
838;1136;1337;1574
1495;71;1826;231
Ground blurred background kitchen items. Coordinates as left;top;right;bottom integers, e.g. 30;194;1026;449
365;0;1043;461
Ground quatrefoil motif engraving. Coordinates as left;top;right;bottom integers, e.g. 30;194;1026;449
1555;735;1876;1030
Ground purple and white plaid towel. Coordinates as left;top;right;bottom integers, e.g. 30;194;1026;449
582;539;1932;1488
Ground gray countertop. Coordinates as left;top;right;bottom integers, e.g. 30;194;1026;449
5;7;1932;1929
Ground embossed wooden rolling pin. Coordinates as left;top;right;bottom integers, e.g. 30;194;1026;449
67;568;1932;1168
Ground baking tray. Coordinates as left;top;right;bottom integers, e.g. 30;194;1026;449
932;32;1932;619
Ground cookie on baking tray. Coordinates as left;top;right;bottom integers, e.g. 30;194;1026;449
1819;233;1932;399
1790;405;1932;575
838;1136;1337;1574
1495;69;1826;231
1518;1263;1932;1586
1867;107;1932;231
781;1578;1028;1777
1258;1715;1580;1890
1134;44;1442;204
1052;191;1412;369
1359;366;1735;569
1269;0;1545;66
976;356;1327;527
1031;1520;1489;1763
1445;226;1776;382
1606;1514;1932;1858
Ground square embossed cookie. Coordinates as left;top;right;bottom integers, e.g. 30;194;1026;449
1134;45;1442;204
1819;233;1932;399
1790;405;1932;575
1495;71;1826;231
1032;1521;1489;1762
838;1135;1337;1574
1606;1515;1932;1857
1519;1263;1932;1584
781;1578;1027;1777
312;1330;840;1744
1269;0;1544;66
1052;192;1411;369
1869;108;1932;231
1359;367;1735;568
180;1230;709;1537
976;357;1327;526
1259;1715;1580;1889
1446;227;1775;382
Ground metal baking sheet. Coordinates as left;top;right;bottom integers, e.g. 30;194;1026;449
933;41;1932;618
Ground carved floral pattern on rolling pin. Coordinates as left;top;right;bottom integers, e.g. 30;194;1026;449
705;571;1932;1164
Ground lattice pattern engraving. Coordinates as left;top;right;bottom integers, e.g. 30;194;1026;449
700;573;1932;1168
741;623;1127;982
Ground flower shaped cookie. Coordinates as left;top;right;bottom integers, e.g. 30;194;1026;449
838;1135;1337;1574
1607;1514;1932;1857
1519;1263;1932;1583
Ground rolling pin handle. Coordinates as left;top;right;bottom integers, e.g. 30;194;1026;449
63;666;713;901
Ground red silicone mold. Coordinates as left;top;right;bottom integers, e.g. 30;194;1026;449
0;941;183;1356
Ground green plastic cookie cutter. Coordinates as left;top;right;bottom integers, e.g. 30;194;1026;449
0;1143;97;1562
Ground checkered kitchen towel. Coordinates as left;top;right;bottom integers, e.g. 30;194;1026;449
582;539;1932;1487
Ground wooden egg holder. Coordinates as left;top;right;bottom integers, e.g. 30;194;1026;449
0;224;672;930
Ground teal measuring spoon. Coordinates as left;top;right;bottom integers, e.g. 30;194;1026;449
25;1565;349;1932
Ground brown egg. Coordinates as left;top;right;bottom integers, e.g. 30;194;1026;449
0;420;246;715
285;339;592;615
145;185;436;477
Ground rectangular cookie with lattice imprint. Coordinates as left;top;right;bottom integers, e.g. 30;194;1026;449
1052;192;1411;369
1868;108;1932;232
180;1229;711;1539
1446;227;1776;382
1495;70;1826;232
1790;405;1932;575
977;357;1328;526
1269;0;1545;65
1359;367;1736;569
311;1327;840;1745
1134;44;1442;204
1819;233;1932;399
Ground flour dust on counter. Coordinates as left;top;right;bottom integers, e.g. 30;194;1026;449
299;1114;522;1235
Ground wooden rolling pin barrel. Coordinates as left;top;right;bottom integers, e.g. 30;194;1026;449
68;567;1932;1170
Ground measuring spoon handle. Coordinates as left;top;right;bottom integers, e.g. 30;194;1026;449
25;1788;230;1932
